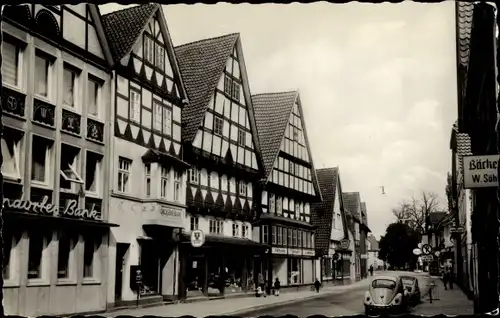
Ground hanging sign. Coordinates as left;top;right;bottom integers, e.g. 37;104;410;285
339;238;350;250
463;154;499;188
190;230;205;248
3;196;101;220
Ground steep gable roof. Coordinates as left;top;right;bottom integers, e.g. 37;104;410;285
101;4;159;61
311;167;349;255
174;33;239;143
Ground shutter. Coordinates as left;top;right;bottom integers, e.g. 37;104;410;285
2;42;18;86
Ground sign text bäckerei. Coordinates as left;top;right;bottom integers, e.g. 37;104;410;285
3;196;101;220
463;155;499;189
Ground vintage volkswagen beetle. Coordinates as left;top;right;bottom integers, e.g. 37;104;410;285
364;275;410;316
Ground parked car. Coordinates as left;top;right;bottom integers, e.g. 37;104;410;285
400;275;421;306
364;275;410;316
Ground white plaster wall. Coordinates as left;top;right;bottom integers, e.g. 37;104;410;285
331;185;344;241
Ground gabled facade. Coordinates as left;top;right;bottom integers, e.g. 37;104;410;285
1;4;116;316
174;33;267;299
252;91;322;290
359;201;370;278
367;234;382;270
311;167;352;284
100;4;190;307
342;192;363;280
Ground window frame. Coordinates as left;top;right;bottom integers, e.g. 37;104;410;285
163;106;172;136
144;35;154;64
27;231;49;283
214;116;224;136
189;167;199;184
160;165;169;199
84;151;103;197
262;225;269;244
232;223;239;237
34;51;55;102
190;216;199;231
237;128;246;146
144;163;151;197
56;232;76;282
238;181;247;196
155;43;165;70
1;132;22;182
83;235;100;281
62;64;80;110
87;75;103;120
153;100;163;132
117;157;132;193
59;144;84;192
173;170;182;202
130;90;141;123
31;135;53;187
1;39;24;90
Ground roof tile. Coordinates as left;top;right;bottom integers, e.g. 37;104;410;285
457;1;474;69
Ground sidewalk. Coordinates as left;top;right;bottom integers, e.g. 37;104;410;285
414;277;474;315
104;278;371;317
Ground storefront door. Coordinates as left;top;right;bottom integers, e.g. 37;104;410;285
140;241;160;295
186;255;206;298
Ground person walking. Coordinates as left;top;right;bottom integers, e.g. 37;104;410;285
448;266;454;290
314;278;322;293
369;265;374;276
273;277;281;296
442;267;449;290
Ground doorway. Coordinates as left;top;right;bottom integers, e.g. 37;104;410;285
115;243;129;301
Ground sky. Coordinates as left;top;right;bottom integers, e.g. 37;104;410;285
101;2;458;240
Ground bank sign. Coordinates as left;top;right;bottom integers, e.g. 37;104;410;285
463;154;499;189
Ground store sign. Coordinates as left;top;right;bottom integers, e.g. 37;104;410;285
303;249;315;257
160;207;182;218
463;155;499;188
191;230;205;248
288;248;302;256
3;196;101;220
144;203;183;228
272;247;287;255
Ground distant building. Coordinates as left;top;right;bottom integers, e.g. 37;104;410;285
367;234;382;270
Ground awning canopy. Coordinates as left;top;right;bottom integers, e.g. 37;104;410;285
142;148;191;169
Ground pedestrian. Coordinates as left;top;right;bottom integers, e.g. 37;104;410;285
448;266;454;290
369;265;374;276
314;278;321;293
274;277;281;296
442;267;449;290
258;272;266;297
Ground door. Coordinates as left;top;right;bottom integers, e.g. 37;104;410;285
115;243;129;301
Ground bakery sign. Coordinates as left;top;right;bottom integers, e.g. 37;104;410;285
3;196;101;221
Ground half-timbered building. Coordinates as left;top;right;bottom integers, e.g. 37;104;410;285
311;167;353;284
251;91;322;292
1;4;116;316
100;4;190;307
174;33;268;299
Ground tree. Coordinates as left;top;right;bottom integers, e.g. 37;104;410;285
378;222;419;269
392;191;442;232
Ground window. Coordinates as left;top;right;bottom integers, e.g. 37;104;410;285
242;225;248;238
63;66;77;107
144;36;154;63
31;136;52;184
276;197;283;215
144;163;151;197
238;129;245;146
163;107;172;135
298;230;302;248
160;166;169;199
239;181;247;196
130;90;141;123
57;232;73;279
292;230;297;247
155;44;165;70
262;225;268;244
269;194;275;214
209;219;223;235
28;232;45;279
1;133;21;181
224;75;232;95
293;127;299;141
287;229;292;246
231;81;240;101
2;41;21;87
277;227;283;245
85;151;102;194
174;170;182;202
232;223;239;237
60;144;84;190
83;235;97;278
117;157;131;193
214;116;223;136
88;78;101;117
35;54;51;98
190;216;199;231
190;168;199;184
272;226;277;244
153;101;162;131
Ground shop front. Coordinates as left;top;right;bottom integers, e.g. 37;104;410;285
269;246;317;288
178;234;269;299
2;189;117;317
108;197;185;308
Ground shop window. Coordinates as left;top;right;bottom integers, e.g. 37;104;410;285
174;170;182;202
57;232;74;279
232;223;239;237
277;227;283;245
117;157;131;193
276;197;282;215
28;231;47;280
190;216;199;231
85;151;103;195
63;65;79;108
60;144;84;191
83;235;98;278
189;167;199;184
144;163;151;196
1;131;22;182
87;76;102;118
238;181;247;196
262;225;268;244
163;107;172;136
269;194;275;214
214;116;223;136
144;36;154;63
130;90;141;123
31;135;53;185
2;40;23;88
272;226;277;244
288;258;302;285
35;53;54;100
238;128;245;146
209;219;223;235
160;166;169;199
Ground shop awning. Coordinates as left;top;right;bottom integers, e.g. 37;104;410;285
180;233;270;250
142;148;191;169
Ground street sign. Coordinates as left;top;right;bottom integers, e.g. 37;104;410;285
421;255;434;262
450;227;465;234
413;248;422;256
339;238;350;250
190;230;205;248
463;154;499;189
422;244;432;255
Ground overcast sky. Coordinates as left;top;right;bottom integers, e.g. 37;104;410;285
101;2;457;239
